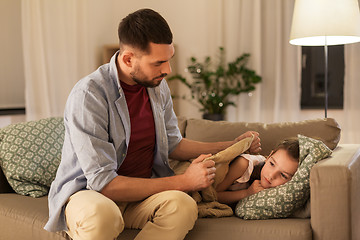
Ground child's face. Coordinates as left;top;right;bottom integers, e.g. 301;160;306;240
260;149;298;189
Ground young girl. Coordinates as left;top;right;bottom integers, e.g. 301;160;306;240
216;138;299;205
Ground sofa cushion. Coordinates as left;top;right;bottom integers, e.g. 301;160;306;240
0;194;70;240
184;118;340;155
0;194;312;240
0;117;64;197
186;217;312;240
235;135;332;219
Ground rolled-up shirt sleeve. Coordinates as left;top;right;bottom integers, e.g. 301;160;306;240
160;80;182;154
65;87;119;192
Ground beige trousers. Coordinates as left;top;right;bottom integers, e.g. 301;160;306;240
65;190;198;240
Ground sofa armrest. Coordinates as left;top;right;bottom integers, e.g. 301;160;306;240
310;144;360;240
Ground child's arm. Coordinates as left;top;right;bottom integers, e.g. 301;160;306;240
217;180;264;204
216;155;265;204
216;156;249;192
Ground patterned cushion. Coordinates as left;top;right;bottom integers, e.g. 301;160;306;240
235;135;332;219
0;117;64;197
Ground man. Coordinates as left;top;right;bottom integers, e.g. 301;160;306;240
45;8;261;240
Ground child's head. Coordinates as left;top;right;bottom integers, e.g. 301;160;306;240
260;138;299;189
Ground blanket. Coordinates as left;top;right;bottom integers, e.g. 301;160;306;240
170;136;254;217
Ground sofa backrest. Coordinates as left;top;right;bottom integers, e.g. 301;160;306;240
176;116;187;137
184;118;341;156
0;116;341;195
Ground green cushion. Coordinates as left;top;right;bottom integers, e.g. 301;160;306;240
235;134;332;219
0;117;64;198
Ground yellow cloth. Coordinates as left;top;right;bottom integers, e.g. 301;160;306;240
170;136;254;217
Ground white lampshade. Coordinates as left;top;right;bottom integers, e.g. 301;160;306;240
290;0;360;46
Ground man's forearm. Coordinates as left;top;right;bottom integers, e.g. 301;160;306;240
101;153;216;202
101;175;188;202
169;138;235;161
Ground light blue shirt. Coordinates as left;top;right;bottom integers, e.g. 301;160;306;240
44;52;182;232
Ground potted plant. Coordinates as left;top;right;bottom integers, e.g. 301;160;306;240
168;47;262;120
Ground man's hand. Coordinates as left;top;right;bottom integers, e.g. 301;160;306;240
181;154;216;192
101;154;216;202
234;131;261;154
247;180;264;195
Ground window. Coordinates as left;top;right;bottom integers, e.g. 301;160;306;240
301;45;344;109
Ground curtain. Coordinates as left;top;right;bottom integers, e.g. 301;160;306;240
222;0;300;123
21;0;90;121
344;44;360;143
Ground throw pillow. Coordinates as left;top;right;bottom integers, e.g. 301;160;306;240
0;117;64;197
235;134;332;220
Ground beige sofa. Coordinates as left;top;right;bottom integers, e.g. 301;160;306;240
0;117;359;240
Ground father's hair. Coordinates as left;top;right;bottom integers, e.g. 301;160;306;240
118;8;173;53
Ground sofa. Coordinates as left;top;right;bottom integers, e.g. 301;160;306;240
0;117;359;240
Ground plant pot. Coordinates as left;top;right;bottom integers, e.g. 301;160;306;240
202;113;224;121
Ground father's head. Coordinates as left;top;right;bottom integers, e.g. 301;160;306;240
117;9;174;87
118;8;173;54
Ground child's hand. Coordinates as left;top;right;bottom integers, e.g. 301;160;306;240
247;180;264;195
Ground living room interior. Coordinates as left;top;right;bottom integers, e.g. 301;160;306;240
1;0;360;144
1;1;360;240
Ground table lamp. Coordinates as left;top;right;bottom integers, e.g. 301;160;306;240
289;0;360;118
